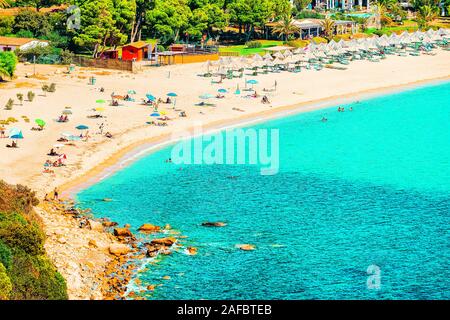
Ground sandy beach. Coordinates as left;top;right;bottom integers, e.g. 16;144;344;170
1;49;450;299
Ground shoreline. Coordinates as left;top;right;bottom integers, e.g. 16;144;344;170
60;75;450;198
2;49;449;299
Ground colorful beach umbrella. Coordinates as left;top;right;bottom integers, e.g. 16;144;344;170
35;119;46;128
9;128;23;139
76;125;89;130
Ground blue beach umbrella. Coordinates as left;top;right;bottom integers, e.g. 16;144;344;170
167;92;178;97
146;94;156;101
76;125;89;130
246;79;258;85
150;113;161;117
218;88;228;93
9;128;23;139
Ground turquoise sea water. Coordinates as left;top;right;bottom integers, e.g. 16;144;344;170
77;82;450;299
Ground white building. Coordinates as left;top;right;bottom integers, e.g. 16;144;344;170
0;37;49;52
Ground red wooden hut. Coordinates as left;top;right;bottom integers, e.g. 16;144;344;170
121;41;149;61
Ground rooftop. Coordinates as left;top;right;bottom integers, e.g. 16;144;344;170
0;36;47;46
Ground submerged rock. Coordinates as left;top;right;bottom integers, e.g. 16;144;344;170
237;244;256;251
187;247;198;255
201;222;227;227
138;224;161;233
150;237;177;246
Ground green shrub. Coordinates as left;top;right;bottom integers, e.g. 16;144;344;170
246;41;263;49
0;263;12;300
0;219;45;256
27;91;35;102
0;181;68;300
4;99;14;111
286;40;310;48
8;251;68;300
312;36;328;44
0;241;12;270
48;83;56;93
60;49;74;65
0;16;14;35
157;45;165;52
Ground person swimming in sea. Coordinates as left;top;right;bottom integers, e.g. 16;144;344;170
321;117;328;122
349;107;353;111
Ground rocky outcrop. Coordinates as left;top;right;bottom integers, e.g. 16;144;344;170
109;244;131;256
88;220;104;232
151;237;177;246
113;227;133;237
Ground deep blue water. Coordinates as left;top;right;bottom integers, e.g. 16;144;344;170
77;82;450;299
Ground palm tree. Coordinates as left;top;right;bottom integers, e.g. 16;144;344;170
416;5;439;30
272;16;300;41
320;17;335;41
0;0;11;9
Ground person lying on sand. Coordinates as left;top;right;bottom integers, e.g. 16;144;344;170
105;132;113;138
261;95;270;104
232;107;245;112
216;94;225;99
6;141;18;148
0;129;5;138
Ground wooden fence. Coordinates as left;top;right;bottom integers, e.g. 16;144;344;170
73;56;136;72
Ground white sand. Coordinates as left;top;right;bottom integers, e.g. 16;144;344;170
1;51;449;195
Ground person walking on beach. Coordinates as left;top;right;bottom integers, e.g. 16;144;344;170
53;188;59;201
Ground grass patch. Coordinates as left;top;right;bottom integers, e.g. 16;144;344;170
219;40;284;56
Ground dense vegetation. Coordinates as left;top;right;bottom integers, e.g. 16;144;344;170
0;0;448;58
0;181;68;300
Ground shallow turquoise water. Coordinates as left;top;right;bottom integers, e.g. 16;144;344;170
77;82;450;299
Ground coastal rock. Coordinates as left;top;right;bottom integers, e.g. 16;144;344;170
147;285;155;291
187;247;197;255
109;244;131;256
138;224;161;233
102;221;118;228
150;237;177;247
164;224;171;230
88;239;98;248
88;220;104;232
237;244;256;251
201;221;227;227
162;276;171;280
113;227;133;237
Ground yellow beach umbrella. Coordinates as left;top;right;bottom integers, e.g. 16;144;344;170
95;107;105;112
160;111;167;115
